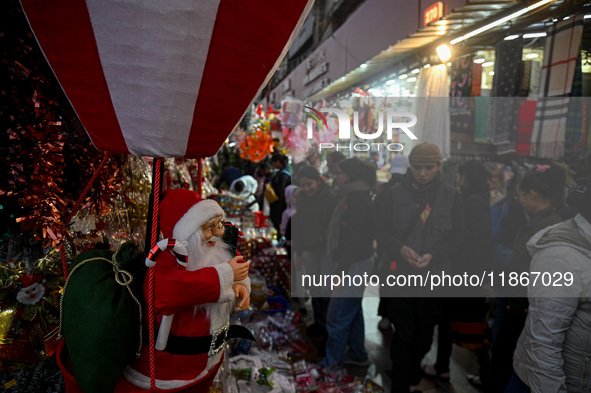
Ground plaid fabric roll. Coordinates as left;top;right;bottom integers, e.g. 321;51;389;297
531;15;584;158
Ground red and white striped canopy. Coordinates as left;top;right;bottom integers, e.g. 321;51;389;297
21;0;312;158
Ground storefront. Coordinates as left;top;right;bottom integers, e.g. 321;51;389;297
268;0;591;165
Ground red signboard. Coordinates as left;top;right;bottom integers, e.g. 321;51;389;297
424;2;444;27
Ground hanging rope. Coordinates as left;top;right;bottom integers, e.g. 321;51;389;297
59;153;112;280
197;158;203;196
148;158;163;391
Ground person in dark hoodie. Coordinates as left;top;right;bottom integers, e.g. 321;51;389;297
375;154;410;331
424;160;493;387
269;153;291;231
376;142;464;393
321;158;376;369
489;165;566;392
292;165;336;354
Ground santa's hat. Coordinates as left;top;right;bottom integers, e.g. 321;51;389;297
19;274;44;289
159;189;225;241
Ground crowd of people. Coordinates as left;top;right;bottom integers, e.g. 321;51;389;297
215;145;591;393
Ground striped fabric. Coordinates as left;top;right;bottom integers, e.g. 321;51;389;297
21;0;312;158
530;15;584;158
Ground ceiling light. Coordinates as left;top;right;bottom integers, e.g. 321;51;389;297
360;63;368;69
525;53;539;59
450;0;555;45
473;58;486;64
523;32;547;38
386;79;396;85
447;62;452;66
489;71;495;76
399;74;408;79
436;44;452;62
563;16;570;20
585;15;591;19
407;77;417;82
424;64;431;68
411;68;420;74
504;34;520;40
482;61;494;67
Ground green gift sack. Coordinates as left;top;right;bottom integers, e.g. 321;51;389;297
61;241;145;393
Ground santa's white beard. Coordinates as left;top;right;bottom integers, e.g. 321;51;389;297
185;230;232;271
185;229;234;329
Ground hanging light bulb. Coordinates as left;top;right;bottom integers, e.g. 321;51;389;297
436;44;452;62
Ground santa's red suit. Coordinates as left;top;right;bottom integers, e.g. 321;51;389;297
124;189;250;390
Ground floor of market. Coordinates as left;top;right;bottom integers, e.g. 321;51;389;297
306;285;483;393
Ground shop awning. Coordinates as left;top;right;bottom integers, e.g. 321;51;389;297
21;0;313;159
310;0;565;99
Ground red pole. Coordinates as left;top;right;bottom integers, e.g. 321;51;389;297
148;158;163;391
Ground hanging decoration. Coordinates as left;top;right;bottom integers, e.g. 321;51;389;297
0;1;128;255
0;249;64;372
237;118;275;163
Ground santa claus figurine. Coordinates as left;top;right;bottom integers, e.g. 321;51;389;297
124;189;252;390
16;274;46;305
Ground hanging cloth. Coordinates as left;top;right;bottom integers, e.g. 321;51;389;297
415;64;451;158
487;37;524;153
473;96;490;144
515;100;538;156
565;51;586;155
450;56;473;113
530;15;584;158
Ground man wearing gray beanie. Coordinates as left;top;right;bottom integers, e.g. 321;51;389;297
375;142;464;393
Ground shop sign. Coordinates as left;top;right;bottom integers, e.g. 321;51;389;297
424;2;444;27
302;77;331;98
303;62;329;85
305;49;326;71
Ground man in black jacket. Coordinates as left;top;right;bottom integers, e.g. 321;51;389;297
376;142;464;393
269;153;291;230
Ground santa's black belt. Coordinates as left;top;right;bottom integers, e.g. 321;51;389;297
148;324;255;357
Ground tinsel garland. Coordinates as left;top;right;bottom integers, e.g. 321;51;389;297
0;1;157;374
0;357;65;393
0;0;126;256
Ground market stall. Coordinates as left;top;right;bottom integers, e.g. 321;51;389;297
2;1;385;392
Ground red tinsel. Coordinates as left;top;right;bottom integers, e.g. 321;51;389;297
1;1;126;251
